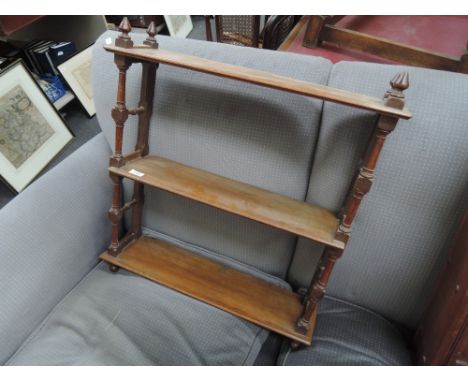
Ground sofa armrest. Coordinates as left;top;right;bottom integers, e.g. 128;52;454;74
0;133;112;364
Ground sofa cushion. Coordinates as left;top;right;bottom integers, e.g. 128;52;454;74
6;233;291;365
277;296;412;366
7;261;275;365
92;31;332;278
0;133;112;365
288;62;468;327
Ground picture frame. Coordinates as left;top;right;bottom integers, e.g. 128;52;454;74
163;15;193;38
58;45;95;117
0;60;73;193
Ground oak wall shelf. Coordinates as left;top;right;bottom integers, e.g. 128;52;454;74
100;18;412;347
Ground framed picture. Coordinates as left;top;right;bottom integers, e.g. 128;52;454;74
163;16;193;38
58;45;95;117
0;60;73;192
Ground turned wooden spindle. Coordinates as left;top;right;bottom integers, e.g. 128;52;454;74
129;61;158;239
295;72;410;336
107;24;134;258
144;21;159;48
107;25;159;257
115;17;134;48
110;18;134;168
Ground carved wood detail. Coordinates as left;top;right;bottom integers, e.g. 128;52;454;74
143;21;159;49
115;17;134;49
107;23;157;259
296;72;410;336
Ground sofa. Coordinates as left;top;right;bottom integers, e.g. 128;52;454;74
1;30;467;365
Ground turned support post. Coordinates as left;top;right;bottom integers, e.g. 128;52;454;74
106;20;159;260
107;18;134;258
130;22;159;239
295;72;410;337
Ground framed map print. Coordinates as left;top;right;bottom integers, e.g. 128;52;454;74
58;45;95;117
0;60;73;192
163;16;193;38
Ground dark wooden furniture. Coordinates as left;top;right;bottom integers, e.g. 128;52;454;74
205;16;300;50
262;16;300;50
0;16;43;36
100;18;412;347
205;16;261;47
303;16;468;74
414;210;468;365
278;16;309;52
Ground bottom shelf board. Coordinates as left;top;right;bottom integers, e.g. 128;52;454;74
100;235;316;345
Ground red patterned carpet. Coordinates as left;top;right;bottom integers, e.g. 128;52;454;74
284;16;468;65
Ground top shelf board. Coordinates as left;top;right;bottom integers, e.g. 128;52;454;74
105;44;412;120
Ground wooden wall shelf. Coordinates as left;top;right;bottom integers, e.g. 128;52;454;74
100;235;316;345
101;19;411;348
110;155;345;249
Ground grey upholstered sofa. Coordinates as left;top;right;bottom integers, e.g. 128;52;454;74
1;31;467;365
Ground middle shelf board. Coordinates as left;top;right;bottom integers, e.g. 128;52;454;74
100;235;316;345
110;155;345;250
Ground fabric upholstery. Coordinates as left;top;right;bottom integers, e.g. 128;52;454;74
92;31;332;278
288;62;468;327
0;133;112;365
6;258;286;365
278;296;412;366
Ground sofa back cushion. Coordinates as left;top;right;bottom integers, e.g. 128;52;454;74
92;31;332;278
289;61;468;327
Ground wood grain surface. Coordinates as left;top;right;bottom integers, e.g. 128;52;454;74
104;44;412;119
110;155;345;249
100;235;316;345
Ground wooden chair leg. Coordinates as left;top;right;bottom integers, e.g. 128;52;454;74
460;42;468;74
302;16;328;48
205;16;213;41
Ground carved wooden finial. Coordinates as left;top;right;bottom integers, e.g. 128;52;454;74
119;17;132;34
115;17;134;48
384;72;409;108
143;21;159;48
390;72;409;93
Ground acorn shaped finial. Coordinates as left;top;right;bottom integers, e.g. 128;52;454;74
384;72;409;102
390;72;409;92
